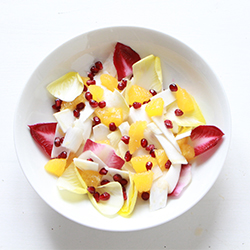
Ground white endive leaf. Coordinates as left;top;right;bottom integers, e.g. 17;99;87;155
93;123;110;141
53;108;75;133
78;150;106;169
73;158;99;171
89;182;124;216
151;88;176;107
164;163;181;193
57;163;87;194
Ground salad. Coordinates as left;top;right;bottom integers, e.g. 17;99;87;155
28;42;224;217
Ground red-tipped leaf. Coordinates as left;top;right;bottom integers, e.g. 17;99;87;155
28;122;57;157
190;125;224;156
113;42;141;81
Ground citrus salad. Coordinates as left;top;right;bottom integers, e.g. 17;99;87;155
28;42;224;217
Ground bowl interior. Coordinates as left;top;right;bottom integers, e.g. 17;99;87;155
14;26;231;231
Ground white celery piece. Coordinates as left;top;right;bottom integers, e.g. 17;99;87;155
155;134;187;165
151;88;176;107
53;108;75;133
150;171;169;211
151;116;181;152
93;123;110;141
62;127;84;153
73;158;99;171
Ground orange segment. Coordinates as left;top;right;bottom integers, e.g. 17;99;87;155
127;85;152;105
88;85;104;102
44;158;67;177
77;169;101;188
128;121;147;154
61;93;86;110
176;86;194;113
94;107;123;127
95;139;110;145
100;74;118;92
131;155;157;173
145;97;164;117
155;149;169;171
180;143;195;162
133;171;154;192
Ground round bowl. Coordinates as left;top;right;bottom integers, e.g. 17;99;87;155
14;26;231;231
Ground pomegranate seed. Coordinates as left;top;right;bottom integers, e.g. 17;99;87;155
87;186;96;194
93;192;100;202
146;144;155;151
121;135;130;144
87;158;94;161
99;168;108;175
87;72;94;80
76;102;85;111
55;99;62;108
93;116;101;125
175;109;184;116
89;99;99;108
123;191;127;200
169;83;178;92
98;100;106;108
146;161;153;170
86;79;96;86
52;104;59;111
117;79;127;90
165;160;172;169
100;179;110;185
113;174;123;182
164;119;173;129
95;61;103;70
73;109;80;118
90;66;99;74
58;151;67;159
143;99;151;104
124;151;132;162
150;149;156;158
60;137;64;144
54;137;61;147
149;89;157;96
133;102;141;109
85;92;92;101
83;84;88;92
141;138;148;148
109;122;117;131
100;192;110;201
120;178;128;186
141;192;150;200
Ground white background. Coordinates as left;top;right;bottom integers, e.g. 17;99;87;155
1;0;250;249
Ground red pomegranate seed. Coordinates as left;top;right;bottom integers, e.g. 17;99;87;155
86;79;96;86
100;192;110;201
123;190;127;200
141;138;148;148
146;161;153;170
121;135;130;144
149;89;157;96
150;149;156;158
60;137;64;144
120;178;128;186
58;151;67;159
55;99;62;109
93;116;101;126
143;99;151;104
95;61;103;70
141;192;150;200
164;119;173;129
76;102;85;111
87;186;96;194
83;85;88;92
85;92;93;101
165;160;172;169
109;122;117;131
87;158;94;161
73;109;80;118
117;79;127;90
169;83;178;92
146;144;155;151
133;102;141;109
90;66;99;74
54;137;61;147
89;99;99;108
175;109;184;116
124;151;132;162
87;72;94;80
100;179;110;185
113;174;123;183
98;100;106;108
99;168;108;175
93;192;100;202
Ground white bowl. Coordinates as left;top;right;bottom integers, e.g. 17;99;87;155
14;26;231;231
